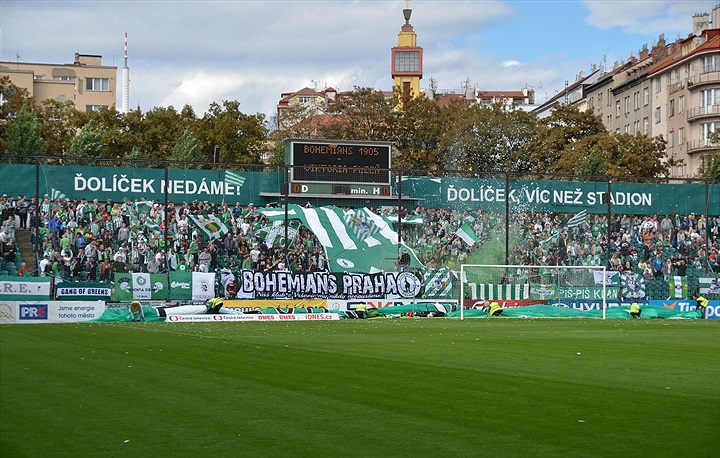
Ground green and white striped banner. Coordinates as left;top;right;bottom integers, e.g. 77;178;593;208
467;283;529;300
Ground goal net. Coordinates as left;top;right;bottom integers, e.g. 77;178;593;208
459;264;609;320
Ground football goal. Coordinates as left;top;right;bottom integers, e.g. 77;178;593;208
459;264;609;320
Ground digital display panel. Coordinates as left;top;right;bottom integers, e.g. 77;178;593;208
289;140;392;185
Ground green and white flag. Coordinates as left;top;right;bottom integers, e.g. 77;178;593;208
187;213;230;241
699;277;720;296
668;276;688;299
144;217;160;231
455;222;479;246
255;220;300;248
468;283;529;300
345;208;383;241
51;188;67;201
257;205;423;273
0;276;51;300
530;282;557;300
112;273;168;301
423;268;453;298
567;210;587;228
593;270;620;286
621;272;646;299
225;171;246;190
134;200;154;215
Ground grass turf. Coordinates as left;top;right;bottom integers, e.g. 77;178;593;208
1;319;719;457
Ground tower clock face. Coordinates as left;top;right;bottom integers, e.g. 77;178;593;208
394;51;420;72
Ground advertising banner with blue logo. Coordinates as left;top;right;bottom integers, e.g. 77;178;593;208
0;301;106;324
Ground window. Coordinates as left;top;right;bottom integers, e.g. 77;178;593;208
702;55;719;73
654;76;661;93
616;100;621;118
643;117;649;134
607;89;611;107
624;96;630;115
589;97;594;110
668;130;674;147
598;91;603;106
624;124;630;134
678;127;684;144
85;78;109;91
393;51;420;73
53;76;76;81
701;89;720;107
669;99;674;117
643;87;649;106
701;122;718;144
85;105;107;112
679;95;685;114
634;120;640;134
654;107;661;123
634;91;639;110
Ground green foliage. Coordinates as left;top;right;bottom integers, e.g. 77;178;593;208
171;128;203;165
66;120;103;163
37;99;85;158
4;100;48;163
195;100;268;164
320;86;396;142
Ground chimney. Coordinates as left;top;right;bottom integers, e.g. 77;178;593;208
639;44;649;61
693;12;710;36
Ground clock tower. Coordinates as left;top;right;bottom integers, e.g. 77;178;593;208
391;2;423;110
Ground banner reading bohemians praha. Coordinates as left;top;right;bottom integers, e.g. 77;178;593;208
1;165;717;214
235;270;423;300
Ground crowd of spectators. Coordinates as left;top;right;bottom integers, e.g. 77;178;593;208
1;193;718;286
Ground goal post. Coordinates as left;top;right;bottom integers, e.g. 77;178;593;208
459;264;608;320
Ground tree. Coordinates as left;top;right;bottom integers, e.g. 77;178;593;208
4;100;48;163
319;87;396;142
171;128;203;165
66;120;103;164
0;76;32;152
37;99;85;159
526;104;607;174
391;94;446;171
194;100;268;165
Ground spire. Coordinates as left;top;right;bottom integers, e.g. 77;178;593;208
403;0;412;25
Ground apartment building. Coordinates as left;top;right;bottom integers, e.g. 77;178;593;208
535;6;720;178
0;53;117;112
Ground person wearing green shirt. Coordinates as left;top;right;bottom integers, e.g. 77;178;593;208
189;237;200;265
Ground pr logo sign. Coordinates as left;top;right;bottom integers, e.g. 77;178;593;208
19;304;48;320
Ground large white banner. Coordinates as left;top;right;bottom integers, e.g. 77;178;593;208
0;277;51;301
132;273;152;300
192;272;216;301
0;301;106;324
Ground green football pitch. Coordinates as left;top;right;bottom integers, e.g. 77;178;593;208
2;319;718;457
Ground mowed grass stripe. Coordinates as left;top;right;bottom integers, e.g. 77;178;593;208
2;320;718;457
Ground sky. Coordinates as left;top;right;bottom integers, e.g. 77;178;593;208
1;0;716;123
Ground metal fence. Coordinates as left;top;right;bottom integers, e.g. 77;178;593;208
1;156;718;299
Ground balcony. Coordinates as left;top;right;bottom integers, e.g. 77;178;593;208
668;81;685;95
687;104;720;121
686;139;719;155
686;71;720;89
